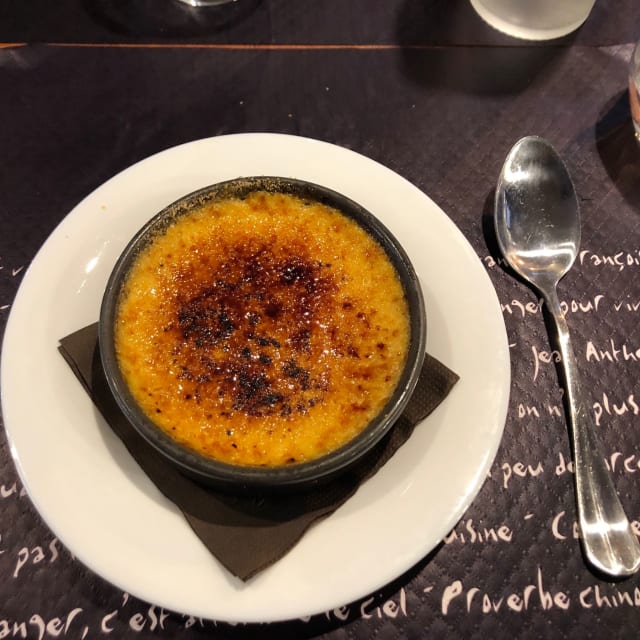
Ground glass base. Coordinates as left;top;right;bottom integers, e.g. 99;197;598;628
174;0;237;6
469;0;595;41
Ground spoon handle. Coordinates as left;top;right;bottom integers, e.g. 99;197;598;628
544;286;640;577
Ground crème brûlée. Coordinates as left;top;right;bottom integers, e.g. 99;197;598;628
114;191;410;467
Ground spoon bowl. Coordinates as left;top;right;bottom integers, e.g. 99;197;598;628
496;136;580;285
495;135;640;578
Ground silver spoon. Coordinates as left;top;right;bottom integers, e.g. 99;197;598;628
495;135;640;578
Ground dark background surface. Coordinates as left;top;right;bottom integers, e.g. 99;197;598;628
0;0;637;46
2;1;640;638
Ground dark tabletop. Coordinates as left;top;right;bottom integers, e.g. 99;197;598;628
0;0;637;46
2;1;640;638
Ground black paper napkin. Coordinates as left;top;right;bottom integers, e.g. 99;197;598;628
59;323;459;581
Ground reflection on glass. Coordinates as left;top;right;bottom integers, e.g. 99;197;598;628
174;0;237;6
629;41;640;141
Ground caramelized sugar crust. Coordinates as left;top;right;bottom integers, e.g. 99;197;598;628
115;192;409;467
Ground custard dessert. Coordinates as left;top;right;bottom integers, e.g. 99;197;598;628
114;190;410;467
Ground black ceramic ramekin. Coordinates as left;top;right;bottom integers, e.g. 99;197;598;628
99;177;427;493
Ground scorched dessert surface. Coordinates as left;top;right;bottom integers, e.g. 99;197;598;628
115;191;410;467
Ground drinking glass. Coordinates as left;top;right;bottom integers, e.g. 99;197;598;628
469;0;596;40
629;41;640;141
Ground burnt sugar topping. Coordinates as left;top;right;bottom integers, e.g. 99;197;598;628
172;242;332;418
115;191;410;467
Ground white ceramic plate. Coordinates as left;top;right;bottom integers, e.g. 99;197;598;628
1;134;510;623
